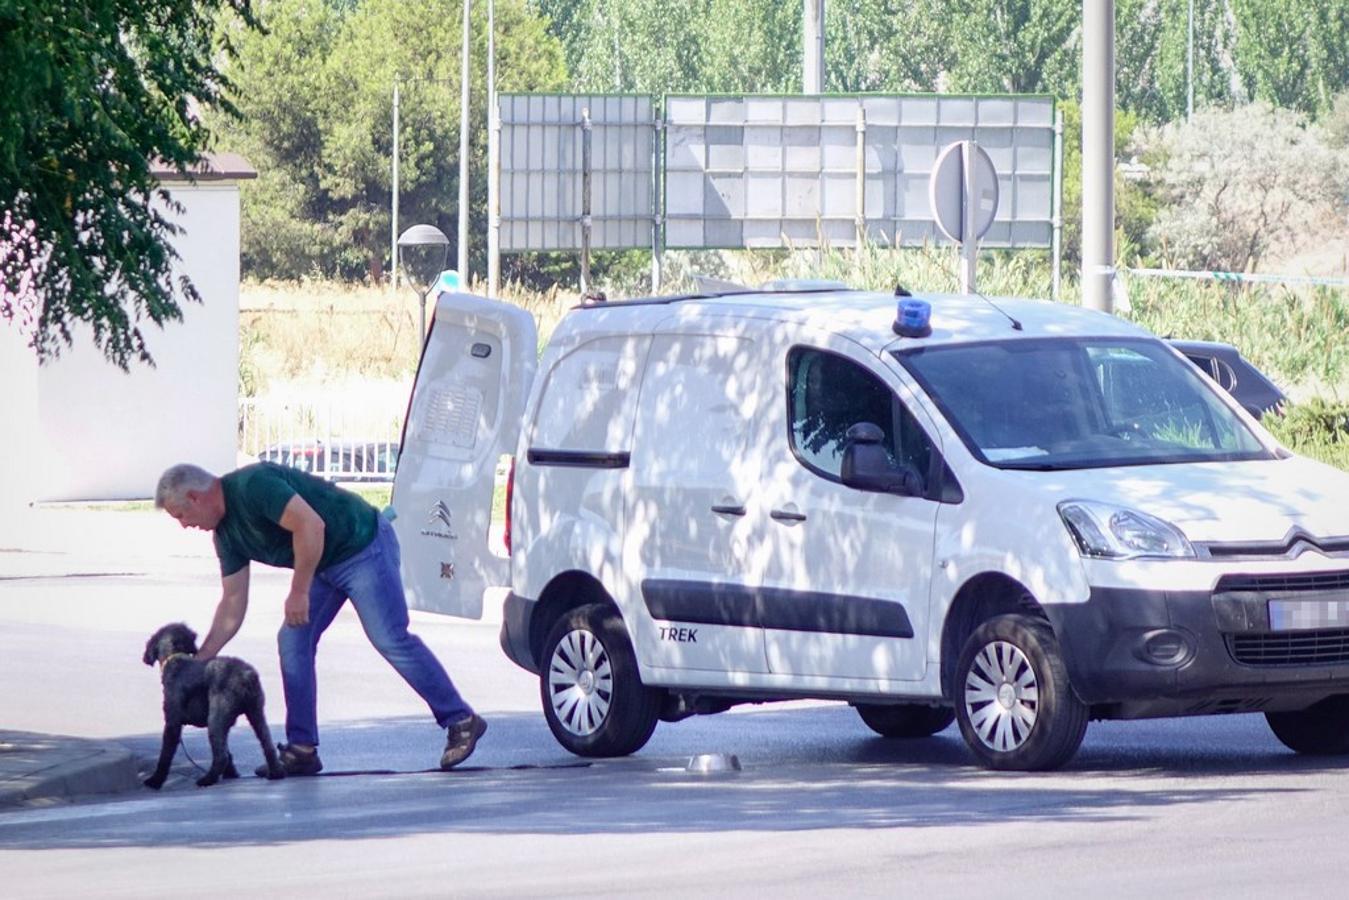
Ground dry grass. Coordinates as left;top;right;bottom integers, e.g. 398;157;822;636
239;278;576;401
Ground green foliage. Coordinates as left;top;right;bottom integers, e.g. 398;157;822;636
1055;100;1157;269
1268;398;1349;445
1230;0;1349;117
1326;92;1349;150
1265;399;1349;471
936;0;1078;95
673;243;1056;301
536;0;799;93
0;0;258;368
213;0;566;281
1122;280;1349;393
824;0;950;92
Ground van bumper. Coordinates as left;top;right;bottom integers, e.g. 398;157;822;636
1045;586;1349;717
499;592;540;675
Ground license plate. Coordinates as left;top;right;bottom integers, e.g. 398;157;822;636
1268;599;1349;631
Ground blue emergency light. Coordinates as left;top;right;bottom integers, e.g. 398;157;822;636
893;298;932;338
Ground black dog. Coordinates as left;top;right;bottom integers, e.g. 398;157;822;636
141;623;285;788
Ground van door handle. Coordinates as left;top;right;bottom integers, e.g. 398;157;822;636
711;504;746;517
770;508;807;523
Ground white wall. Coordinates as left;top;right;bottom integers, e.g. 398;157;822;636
34;183;241;501
0;315;41;510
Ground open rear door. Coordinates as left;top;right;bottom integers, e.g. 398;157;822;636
391;291;538;618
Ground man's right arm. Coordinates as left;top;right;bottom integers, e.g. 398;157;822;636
196;566;251;661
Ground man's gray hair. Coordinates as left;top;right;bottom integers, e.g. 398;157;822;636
155;464;217;509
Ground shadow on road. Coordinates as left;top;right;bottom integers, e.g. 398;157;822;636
0;705;1340;849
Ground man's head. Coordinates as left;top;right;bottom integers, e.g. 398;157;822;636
155;464;225;531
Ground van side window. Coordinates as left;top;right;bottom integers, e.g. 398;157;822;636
787;347;933;481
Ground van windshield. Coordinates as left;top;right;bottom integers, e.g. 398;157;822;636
893;337;1274;470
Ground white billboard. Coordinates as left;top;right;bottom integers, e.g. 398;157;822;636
498;94;656;252
662;94;1055;250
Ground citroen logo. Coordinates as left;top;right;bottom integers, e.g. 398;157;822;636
420;501;458;540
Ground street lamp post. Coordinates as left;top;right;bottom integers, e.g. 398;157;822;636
397;224;451;340
458;0;472;282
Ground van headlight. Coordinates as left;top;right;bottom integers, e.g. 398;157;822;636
1057;500;1195;560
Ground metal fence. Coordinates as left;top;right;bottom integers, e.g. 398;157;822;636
238;398;402;483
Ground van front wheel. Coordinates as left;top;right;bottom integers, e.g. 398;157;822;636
953;614;1088;771
540;603;660;757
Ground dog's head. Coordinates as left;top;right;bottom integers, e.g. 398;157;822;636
142;623;199;667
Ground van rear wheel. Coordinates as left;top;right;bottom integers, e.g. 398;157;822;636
1266;696;1349;755
855;703;955;738
953;614;1088;771
540;603;659;757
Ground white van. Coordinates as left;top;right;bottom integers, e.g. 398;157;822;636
391;285;1349;770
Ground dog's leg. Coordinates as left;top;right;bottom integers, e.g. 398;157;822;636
246;702;286;780
144;720;182;790
197;705;236;788
223;753;239;779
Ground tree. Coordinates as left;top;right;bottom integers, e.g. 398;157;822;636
936;0;1079;96
1143;103;1348;272
1;0;258;368
1115;0;1241;124
1231;0;1349;117
825;0;951;93
1327;92;1349;150
1056;100;1155;269
536;0;799;94
213;0;566;280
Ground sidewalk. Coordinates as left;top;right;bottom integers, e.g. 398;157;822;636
0;730;141;808
0;505;188;807
0;502;217;579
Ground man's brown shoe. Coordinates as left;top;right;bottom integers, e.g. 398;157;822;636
441;714;487;769
255;743;322;777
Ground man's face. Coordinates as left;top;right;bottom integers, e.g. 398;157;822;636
164;491;221;531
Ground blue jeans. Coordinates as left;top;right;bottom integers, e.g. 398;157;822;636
278;515;474;747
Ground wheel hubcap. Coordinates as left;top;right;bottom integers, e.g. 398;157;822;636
964;640;1040;753
548;628;613;736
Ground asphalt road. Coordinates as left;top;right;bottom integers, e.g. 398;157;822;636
2;566;1347;898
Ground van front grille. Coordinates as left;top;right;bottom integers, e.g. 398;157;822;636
1227;629;1349;666
1215;571;1349;595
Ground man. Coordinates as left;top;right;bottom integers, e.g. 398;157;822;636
155;461;486;775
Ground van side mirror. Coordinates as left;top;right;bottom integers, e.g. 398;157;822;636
840;422;924;496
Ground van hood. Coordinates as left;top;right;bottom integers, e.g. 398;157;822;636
1013;456;1349;544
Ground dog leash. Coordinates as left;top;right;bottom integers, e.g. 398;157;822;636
177;743;208;775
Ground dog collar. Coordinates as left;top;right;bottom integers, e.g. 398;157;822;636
158;652;193;670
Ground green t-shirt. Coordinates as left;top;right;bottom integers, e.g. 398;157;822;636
213;463;379;577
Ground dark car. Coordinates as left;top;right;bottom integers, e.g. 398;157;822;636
257;439;400;483
1166;339;1287;419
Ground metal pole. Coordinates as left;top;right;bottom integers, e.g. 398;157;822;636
458;0;472;282
391;80;400;290
1187;0;1194;120
802;0;824;93
1051;107;1064;302
651;115;662;292
487;0;500;296
580;107;592;294
959;141;977;294
854;105;866;262
1081;0;1115;313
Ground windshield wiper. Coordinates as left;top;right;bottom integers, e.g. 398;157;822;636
997;461;1078;471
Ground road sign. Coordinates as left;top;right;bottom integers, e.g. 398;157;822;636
929;140;999;293
929;141;998;243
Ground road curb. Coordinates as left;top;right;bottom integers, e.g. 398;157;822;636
0;731;142;808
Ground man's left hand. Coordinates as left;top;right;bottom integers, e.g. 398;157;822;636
284;590;310;627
